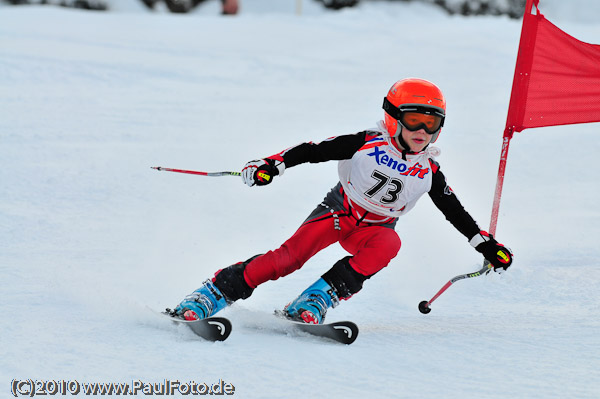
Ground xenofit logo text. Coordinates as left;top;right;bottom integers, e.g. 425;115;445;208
367;147;430;179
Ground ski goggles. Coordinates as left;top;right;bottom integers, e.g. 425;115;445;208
383;98;445;135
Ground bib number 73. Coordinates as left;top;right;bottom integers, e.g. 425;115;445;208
364;170;403;204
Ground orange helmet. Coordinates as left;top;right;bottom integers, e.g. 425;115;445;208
383;78;446;143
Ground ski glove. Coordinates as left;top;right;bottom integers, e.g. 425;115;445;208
470;231;513;271
241;158;285;187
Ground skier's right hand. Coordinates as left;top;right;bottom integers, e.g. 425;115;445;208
241;158;284;187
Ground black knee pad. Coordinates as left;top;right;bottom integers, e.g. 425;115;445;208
321;256;370;299
213;254;260;302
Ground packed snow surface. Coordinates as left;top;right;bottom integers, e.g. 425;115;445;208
1;1;599;398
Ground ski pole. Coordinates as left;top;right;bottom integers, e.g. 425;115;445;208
151;166;241;177
418;261;493;314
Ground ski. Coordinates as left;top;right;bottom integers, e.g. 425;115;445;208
159;308;357;344
274;310;359;345
162;310;232;342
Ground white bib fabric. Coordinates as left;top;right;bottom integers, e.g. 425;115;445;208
338;130;438;219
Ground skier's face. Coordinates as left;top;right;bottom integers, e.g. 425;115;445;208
400;126;433;152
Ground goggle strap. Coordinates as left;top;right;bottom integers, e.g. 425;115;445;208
383;97;445;119
382;97;402;120
399;105;445;119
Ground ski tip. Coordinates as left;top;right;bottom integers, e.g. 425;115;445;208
274;310;359;344
329;321;359;345
161;309;232;342
201;317;232;342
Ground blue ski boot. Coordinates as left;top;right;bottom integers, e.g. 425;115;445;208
173;279;229;321
284;278;340;324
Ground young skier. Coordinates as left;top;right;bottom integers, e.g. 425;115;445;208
168;78;513;324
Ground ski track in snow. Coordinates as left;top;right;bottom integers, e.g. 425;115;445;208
1;1;599;398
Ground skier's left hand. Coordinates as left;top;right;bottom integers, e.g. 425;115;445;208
470;231;513;271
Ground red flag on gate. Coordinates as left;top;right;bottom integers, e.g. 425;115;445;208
490;0;600;235
505;0;600;135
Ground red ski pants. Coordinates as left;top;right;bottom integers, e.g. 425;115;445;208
243;206;401;289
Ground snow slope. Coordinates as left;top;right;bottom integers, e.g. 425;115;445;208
1;1;599;398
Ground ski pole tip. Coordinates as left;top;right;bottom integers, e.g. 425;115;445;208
418;300;432;314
